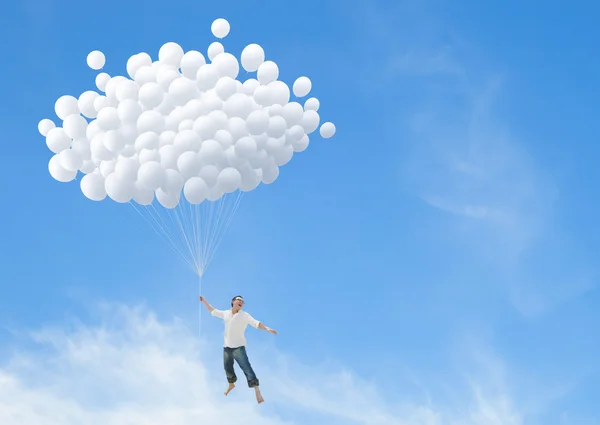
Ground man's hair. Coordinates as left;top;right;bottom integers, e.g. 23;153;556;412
231;295;243;306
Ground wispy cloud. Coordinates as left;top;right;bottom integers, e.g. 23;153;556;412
0;302;557;425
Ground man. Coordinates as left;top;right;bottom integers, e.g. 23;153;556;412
199;295;277;404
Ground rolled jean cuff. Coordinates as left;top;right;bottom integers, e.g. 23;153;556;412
247;378;259;388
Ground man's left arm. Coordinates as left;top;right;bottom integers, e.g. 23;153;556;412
246;313;277;334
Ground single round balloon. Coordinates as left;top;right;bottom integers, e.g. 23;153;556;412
38;119;55;137
48;155;77;182
55;96;80;120
211;18;230;38
208;42;224;61
158;42;185;67
184;177;208;204
80;172;107;201
319;122;336;138
293;77;312;98
87;50;106;70
240;44;265;72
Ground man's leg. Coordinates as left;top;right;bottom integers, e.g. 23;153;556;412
232;346;263;403
223;347;237;396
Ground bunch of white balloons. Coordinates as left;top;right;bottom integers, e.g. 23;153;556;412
38;18;336;208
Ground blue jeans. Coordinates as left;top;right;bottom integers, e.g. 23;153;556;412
223;346;259;387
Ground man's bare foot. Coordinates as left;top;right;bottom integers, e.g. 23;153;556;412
224;383;235;396
254;387;264;404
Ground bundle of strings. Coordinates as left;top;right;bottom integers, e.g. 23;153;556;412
129;190;244;334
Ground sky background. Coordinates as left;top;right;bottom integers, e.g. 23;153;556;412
1;0;599;424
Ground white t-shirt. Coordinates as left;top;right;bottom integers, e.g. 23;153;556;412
211;308;261;348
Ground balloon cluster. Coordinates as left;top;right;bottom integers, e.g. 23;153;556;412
38;18;336;208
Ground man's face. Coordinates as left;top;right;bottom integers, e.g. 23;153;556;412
233;297;244;308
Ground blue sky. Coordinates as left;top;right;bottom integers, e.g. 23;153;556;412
1;0;599;423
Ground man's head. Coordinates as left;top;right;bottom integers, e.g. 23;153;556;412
231;296;244;309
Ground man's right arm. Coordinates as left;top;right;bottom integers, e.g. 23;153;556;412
199;296;225;318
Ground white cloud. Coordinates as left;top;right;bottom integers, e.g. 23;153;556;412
0;302;540;425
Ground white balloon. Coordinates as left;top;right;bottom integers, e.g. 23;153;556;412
72;138;91;161
115;79;140;102
286;124;305;143
304;97;320;111
223;92;253;119
282;102;304;126
115;157;139;181
159;144;182;169
208;42;225;61
268;81;291;106
58;148;83;172
212;52;239;79
319;122;336;138
97;107;121;130
227;117;248;141
157;68;180;91
169;77;198;105
178;119;194;132
273;143;294;166
135;131;159;151
80;172;106;201
158;42;185;67
292;134;309;152
90;133;113;161
138;148;161;164
138;82;164;109
162;169;184;193
93;95;108;112
184;177;208;204
138;161;165;190
86;121;102;141
208;110;229;130
137;110;165;134
80;160;96;174
198;165;219;187
177;151;202;179
224;146;246;168
248;149;270;169
240;44;265;72
121;145;136;157
253;86;271;106
234;136;257;158
46;128;72;154
63;114;88;139
214;129;234;149
206;185;224;201
117;99;142;124
300;110;320;134
156;188;180;209
87;50;106;70
78;91;100;118
211;18;230;39
215;76;238;101
159;131;176;147
173;130;201;152
133;184;155;205
180;50;206;79
242;78;260;95
198;139;224;164
267;116;287;138
38;119;56;137
99;159;116;178
293;76;312;97
196;64;220;91
217;167;242;193
105;173;135;203
261;160;279;184
245;110;269;135
95;73;111;92
48;154;77;182
193;116;217;141
257;61;279;85
55;95;80;120
268;104;283;116
126;52;152;80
